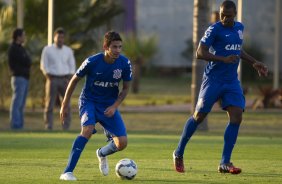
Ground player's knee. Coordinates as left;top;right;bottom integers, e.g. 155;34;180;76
116;142;127;151
193;112;207;123
228;108;243;124
80;125;95;139
230;116;242;124
114;138;127;151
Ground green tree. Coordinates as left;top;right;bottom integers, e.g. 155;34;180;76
122;34;157;93
0;0;124;110
0;2;14;109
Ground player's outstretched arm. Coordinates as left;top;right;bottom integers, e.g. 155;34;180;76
104;81;131;117
196;43;238;63
60;75;81;123
240;49;268;77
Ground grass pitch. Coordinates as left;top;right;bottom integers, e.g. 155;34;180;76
0;105;281;183
0;132;282;184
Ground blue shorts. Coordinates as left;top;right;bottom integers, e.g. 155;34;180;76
79;100;127;137
195;77;245;113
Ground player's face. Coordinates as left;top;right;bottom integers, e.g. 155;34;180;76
54;33;65;48
105;41;122;59
220;7;236;27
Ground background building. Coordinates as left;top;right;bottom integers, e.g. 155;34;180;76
125;0;282;75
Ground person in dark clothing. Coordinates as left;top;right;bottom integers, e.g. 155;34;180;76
8;28;32;129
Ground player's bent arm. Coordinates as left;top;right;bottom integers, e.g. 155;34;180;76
196;43;233;63
60;75;81;121
240;49;261;66
112;81;131;108
62;75;81;106
240;49;268;77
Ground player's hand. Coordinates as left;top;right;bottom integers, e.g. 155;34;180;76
253;61;268;77
223;55;240;63
104;106;117;117
60;104;69;125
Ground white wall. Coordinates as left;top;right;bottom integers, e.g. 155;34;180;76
135;0;281;73
136;0;194;67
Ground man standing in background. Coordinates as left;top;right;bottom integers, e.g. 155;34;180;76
40;27;76;130
8;28;32;130
210;11;220;24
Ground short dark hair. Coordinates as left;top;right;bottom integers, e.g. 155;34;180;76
221;0;237;13
103;31;122;47
12;28;24;41
54;27;65;35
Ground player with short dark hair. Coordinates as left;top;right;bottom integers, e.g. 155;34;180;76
59;31;132;181
173;0;268;174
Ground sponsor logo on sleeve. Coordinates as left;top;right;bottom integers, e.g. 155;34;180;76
201;26;214;43
238;30;243;40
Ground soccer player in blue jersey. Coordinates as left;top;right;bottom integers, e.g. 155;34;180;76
59;31;132;181
173;0;268;174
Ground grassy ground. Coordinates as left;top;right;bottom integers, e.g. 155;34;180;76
0;133;282;184
1;75;281;183
1;75;271;109
1;110;281;137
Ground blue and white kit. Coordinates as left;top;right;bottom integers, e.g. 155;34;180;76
76;53;132;136
196;21;245;112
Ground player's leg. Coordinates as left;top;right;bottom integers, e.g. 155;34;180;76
98;135;127;157
219;83;245;174
173;112;207;173
222;106;242;164
218;106;243;174
60;125;94;180
60;101;96;180
173;77;220;173
175;112;207;156
96;108;127;176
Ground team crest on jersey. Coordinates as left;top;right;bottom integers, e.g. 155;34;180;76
113;69;122;79
238;30;243;39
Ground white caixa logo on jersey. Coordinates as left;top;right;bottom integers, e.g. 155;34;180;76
113;69;122;79
238;30;243;40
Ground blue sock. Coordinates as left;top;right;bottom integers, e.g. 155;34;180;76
64;135;88;173
221;123;240;164
175;117;198;157
99;140;118;157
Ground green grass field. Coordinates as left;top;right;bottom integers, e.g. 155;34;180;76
0;133;282;184
0;110;282;184
1;76;281;183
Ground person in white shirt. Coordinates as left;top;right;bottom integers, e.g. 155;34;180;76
40;27;76;130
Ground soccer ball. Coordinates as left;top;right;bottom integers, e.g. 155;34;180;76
115;158;137;180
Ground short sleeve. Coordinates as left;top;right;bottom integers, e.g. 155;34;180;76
122;59;132;81
200;25;217;47
76;58;91;77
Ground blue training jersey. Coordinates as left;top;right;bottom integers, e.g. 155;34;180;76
76;53;132;105
200;21;244;82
